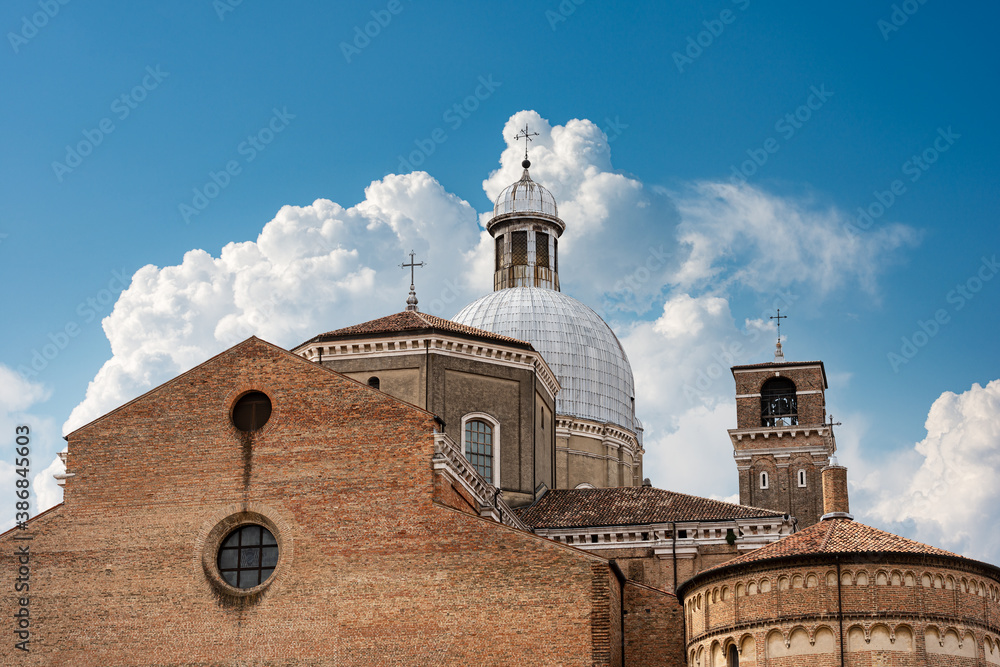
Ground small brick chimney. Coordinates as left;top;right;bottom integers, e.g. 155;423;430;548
821;457;852;520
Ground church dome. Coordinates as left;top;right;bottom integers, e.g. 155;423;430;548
453;287;636;432
492;167;558;219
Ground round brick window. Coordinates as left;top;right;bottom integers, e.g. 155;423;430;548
232;391;272;432
217;524;278;589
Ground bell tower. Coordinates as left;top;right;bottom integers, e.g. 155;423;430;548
728;335;839;528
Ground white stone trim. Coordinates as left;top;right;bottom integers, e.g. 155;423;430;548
732;364;823;375
461;412;500;488
735;389;822;399
728;426;833;441
534;517;793;553
432;432;528;531
294;333;561;402
732;446;834;464
556;415;640;454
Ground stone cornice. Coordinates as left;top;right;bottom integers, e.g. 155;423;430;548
533;517;792;554
296;333;561;402
556;415;640;454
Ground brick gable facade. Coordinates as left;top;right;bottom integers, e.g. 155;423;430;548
0;338;678;665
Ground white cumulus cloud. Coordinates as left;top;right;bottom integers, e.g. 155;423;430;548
671;181;920;296
866;379;1000;563
63;172;483;434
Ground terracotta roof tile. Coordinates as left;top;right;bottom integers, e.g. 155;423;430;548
517;487;785;529
298;311;532;349
701;519;961;575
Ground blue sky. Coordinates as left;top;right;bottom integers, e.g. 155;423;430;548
2;2;998;561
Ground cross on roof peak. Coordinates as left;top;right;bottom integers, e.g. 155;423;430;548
400;250;426;312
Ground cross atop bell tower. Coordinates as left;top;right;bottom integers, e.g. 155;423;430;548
770;309;787;361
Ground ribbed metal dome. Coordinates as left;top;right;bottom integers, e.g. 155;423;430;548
493;169;558;218
453;287;636;431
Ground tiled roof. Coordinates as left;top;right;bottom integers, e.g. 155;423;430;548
298;311;532;349
516;487;785;529
701;519;960;575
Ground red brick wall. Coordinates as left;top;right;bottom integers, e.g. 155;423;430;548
623;581;686;666
0;338;622;666
683;557;1000;666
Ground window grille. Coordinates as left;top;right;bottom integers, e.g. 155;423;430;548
535;232;549;268
495;235;504;271
217;525;278;589
511;231;528;266
464;419;493;481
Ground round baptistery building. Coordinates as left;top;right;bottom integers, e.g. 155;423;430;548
677;516;1000;666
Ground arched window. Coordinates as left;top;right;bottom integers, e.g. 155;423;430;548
797;469;807;487
464;418;494;482
728;644;740;667
367;376;380;390
761;377;797;426
760;471;769;490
